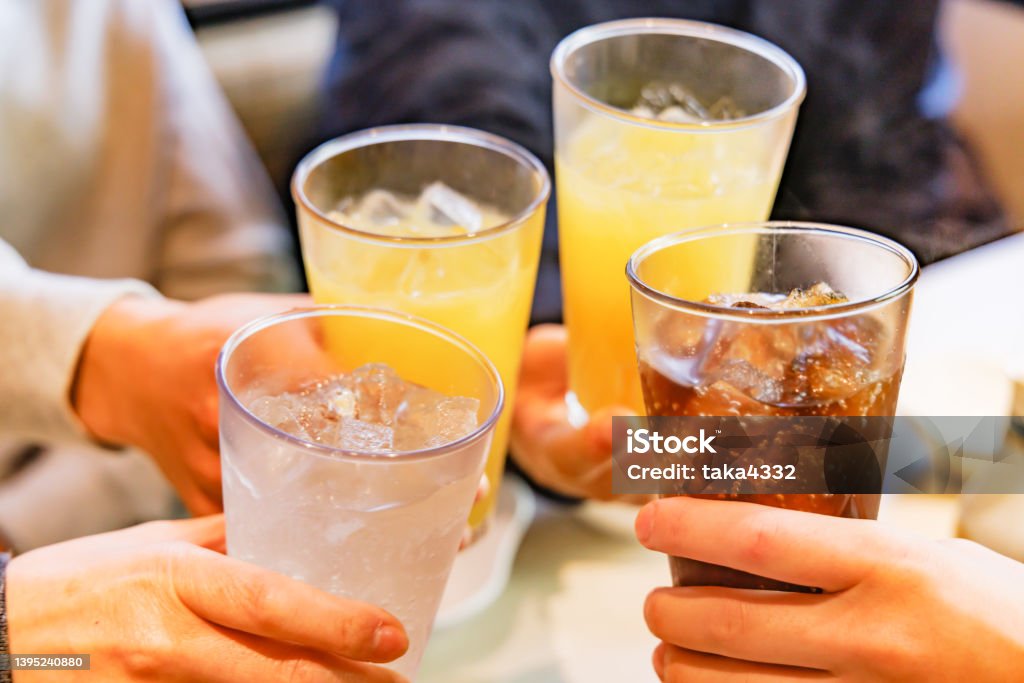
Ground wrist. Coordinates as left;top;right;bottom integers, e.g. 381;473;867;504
72;296;183;447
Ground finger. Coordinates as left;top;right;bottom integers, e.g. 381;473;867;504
183;446;226;513
660;645;833;682
180;482;224;518
197;391;221;447
185;516;227;553
585;405;625;455
511;418;610;498
95;515;226;552
517;324;569;396
273;293;314;309
511;396;632;498
154;450;222;517
173;547;408;663
187;622;408;683
645;586;836;669
635;497;897;591
174;514;225;550
239;314;343;394
653;642;667;680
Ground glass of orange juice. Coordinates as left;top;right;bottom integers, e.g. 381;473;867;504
292;124;549;534
551;18;806;420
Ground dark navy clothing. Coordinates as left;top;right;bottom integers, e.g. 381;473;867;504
319;0;1014;323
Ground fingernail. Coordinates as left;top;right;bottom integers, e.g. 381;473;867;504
635;502;655;544
373;625;406;656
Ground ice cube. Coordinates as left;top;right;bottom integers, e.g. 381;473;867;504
317;417;394;451
340;364;410;426
247;393;314;441
638;82;674;110
780;282;848;309
655;284;885;410
706;283;848;311
708;95;744;120
630;82;743;122
332;185;505;238
243;364;480;453
418;182;483;233
353;189;408;227
327;386;357;418
247;382;395;451
706;292;781;309
710;359;783;404
656;106;704;124
630;104;657;120
668;84;710;119
393;386;480;450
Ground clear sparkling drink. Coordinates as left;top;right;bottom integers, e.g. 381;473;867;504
217;308;504;678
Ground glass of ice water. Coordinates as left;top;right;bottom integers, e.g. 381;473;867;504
216;305;504;678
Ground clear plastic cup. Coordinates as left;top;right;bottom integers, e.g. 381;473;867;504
552;18;805;419
217;306;503;676
628;222;918;591
292;125;549;533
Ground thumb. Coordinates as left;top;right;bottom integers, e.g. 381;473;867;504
518;324;569;397
584;405;637;456
174;548;408;663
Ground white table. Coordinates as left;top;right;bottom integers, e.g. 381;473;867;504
419;494;960;683
420;233;1024;683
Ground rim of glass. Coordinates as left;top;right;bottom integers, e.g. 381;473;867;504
291;123;551;246
215;305;505;462
550;17;807;132
626;222;920;322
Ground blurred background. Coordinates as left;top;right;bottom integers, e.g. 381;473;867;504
3;4;1023;679
187;0;1024;235
184;0;1024;335
3;0;1024;553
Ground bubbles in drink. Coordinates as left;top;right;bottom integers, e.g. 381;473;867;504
638;283;894;592
223;360;488;676
707;282;848;310
630;82;746;122
246;363;480;452
640;283;897;416
327;182;508;237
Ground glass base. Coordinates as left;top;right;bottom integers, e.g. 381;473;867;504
464;515;492;548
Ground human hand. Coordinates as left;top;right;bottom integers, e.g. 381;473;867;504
510;324;644;501
636;497;1024;682
6;515;408;682
73;293;311;514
